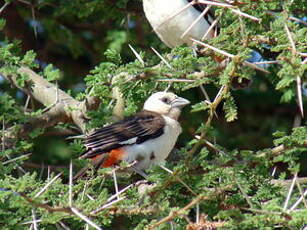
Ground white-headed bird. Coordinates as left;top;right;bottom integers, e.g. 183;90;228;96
78;92;190;177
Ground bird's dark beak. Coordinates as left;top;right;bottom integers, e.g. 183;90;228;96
172;97;190;108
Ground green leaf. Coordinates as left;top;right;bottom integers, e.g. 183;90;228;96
21;50;37;68
223;93;238;122
43;64;61;82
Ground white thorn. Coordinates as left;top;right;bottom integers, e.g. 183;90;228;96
283;173;297;211
128;44;145;67
112;169;119;200
201;15;221;40
151;47;172;69
71;207;103;230
181;5;212;39
69;160;73;207
34;173;62;198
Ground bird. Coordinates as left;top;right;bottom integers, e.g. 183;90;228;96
143;0;218;48
142;1;256;89
76;92;190;178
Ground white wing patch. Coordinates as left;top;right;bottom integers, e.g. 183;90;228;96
119;137;138;145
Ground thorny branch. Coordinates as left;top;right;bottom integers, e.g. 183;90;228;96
147;186;230;230
1;66;101;141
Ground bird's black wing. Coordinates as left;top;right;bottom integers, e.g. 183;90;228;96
80;110;165;159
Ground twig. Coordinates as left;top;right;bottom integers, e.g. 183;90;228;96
2;67;94;133
203;139;227;156
190;38;270;73
2;117;27;174
2;153;32;165
147;187;227;230
271;177;307;186
266;10;307;26
187;214;226;229
20;193;72;214
257;141;307;159
188;85;229;156
148;194;207;229
235;178;254;208
159;165;197;196
284;23;304;117
289;16;307;26
17;0;31;5
243;208;282;216
284;24;296;53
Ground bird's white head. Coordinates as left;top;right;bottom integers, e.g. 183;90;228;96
143;92;190;120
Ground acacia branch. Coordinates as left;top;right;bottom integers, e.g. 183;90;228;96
256;141;307;159
147;186;229;230
2;66;101;139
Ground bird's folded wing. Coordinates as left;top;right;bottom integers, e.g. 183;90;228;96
80;110;165;159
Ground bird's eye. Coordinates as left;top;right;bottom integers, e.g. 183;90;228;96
161;97;170;104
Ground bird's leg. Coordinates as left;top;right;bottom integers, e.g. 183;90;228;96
131;165;148;179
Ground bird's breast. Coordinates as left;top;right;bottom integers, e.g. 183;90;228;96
122;116;181;169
